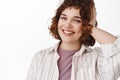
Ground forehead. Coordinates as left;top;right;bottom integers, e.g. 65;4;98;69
61;7;80;17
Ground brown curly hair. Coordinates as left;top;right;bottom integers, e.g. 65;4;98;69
49;0;97;46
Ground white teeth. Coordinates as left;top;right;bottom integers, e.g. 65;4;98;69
64;30;73;34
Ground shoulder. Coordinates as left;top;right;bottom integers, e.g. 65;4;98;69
85;46;102;55
35;47;54;57
30;47;55;64
82;46;102;60
33;42;60;60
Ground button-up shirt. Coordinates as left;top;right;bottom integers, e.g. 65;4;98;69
26;35;120;80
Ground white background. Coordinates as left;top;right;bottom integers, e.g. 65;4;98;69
0;0;120;80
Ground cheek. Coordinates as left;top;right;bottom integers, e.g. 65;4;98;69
77;25;82;32
76;25;83;37
57;23;62;33
57;24;61;32
57;20;61;28
58;20;63;27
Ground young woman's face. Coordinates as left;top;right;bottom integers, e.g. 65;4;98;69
58;7;83;44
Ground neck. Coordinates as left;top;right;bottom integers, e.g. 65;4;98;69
59;41;81;51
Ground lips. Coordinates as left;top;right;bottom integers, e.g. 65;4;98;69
62;29;75;35
63;30;74;33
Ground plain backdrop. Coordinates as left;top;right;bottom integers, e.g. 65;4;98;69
0;0;120;80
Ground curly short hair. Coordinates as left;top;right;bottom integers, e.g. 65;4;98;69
49;0;97;46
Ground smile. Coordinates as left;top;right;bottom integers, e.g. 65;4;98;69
63;30;75;35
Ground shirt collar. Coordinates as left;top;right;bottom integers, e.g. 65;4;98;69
73;44;88;56
48;42;60;54
48;41;90;56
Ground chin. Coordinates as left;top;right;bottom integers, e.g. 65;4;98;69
62;39;74;43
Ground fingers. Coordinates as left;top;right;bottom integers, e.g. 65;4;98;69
89;7;97;28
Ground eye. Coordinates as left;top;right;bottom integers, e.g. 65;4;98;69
60;16;67;20
73;19;81;23
76;20;81;23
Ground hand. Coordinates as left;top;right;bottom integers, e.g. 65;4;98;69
89;7;96;27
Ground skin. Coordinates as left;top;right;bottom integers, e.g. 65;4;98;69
58;7;82;50
57;7;117;50
91;27;117;44
90;8;117;44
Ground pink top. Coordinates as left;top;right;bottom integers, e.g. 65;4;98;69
57;47;79;80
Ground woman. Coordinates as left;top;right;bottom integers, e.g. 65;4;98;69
26;0;120;80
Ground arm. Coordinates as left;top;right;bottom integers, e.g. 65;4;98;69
90;7;120;80
89;7;117;44
26;54;37;80
91;27;117;44
91;27;120;80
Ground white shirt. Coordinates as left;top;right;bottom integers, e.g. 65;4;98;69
26;35;120;80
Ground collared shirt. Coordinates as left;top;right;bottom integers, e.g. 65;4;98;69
26;35;120;80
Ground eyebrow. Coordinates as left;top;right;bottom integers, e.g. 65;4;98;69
74;16;81;19
61;14;81;19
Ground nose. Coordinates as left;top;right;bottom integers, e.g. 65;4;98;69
65;20;72;28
